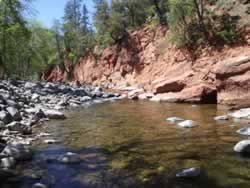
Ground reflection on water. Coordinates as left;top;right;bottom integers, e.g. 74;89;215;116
3;100;250;188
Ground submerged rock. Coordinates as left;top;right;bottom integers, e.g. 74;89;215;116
58;152;81;164
237;125;250;136
229;108;250;119
176;167;201;178
234;140;250;153
32;183;48;188
44;139;59;144
177;120;197;128
166;117;184;123
214;115;229;121
1;157;16;169
1;144;32;161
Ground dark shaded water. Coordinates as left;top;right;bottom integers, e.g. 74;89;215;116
3;100;250;188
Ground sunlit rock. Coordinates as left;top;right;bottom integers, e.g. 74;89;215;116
234;140;250;153
176;167;201;177
177;120;197;128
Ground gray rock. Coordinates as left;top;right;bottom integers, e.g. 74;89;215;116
58;152;81;164
166;117;184;123
6;121;32;134
0;121;5;129
24;82;37;89
237;125;250;136
80;96;92;102
1;157;16;169
177;120;197;128
6;100;19;108
0;111;12;124
43;109;66;120
1;144;32;161
6;107;22;121
44;139;59;144
229;108;250;119
214;115;229;121
234;140;250;153
176;167;201;178
32;183;48;188
31;93;40;101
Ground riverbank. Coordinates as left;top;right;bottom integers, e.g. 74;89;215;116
0;80;122;180
42;25;250;108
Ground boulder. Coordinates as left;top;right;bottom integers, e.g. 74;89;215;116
6;107;22;121
177;120;197;128
0;157;16;169
128;89;144;100
138;93;154;100
237;125;250;136
1;144;32;161
0;111;12;124
6;122;32;135
43;110;66;120
234;140;250;153
228;108;250;119
58;152;81;164
176;167;201;178
24;82;37;89
215;55;250;106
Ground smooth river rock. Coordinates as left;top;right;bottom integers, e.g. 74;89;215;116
32;183;48;188
58;152;81;164
1;157;16;169
166;117;184;123
229;108;250;119
6;107;22;121
237;125;250;136
214;115;229;121
234;140;250;153
176;167;201;178
43;109;66;120
1;144;32;161
0;111;12;124
177;120;197;128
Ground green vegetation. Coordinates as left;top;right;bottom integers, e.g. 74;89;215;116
0;0;246;79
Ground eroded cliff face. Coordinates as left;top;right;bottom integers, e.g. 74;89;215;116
42;25;250;106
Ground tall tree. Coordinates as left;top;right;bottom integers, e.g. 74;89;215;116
0;0;31;77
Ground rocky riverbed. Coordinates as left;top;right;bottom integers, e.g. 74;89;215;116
0;80;122;181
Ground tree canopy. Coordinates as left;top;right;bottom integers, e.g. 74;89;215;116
0;0;243;79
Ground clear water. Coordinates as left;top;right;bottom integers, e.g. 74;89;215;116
3;100;250;188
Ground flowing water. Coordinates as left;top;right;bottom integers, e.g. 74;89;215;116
3;100;250;188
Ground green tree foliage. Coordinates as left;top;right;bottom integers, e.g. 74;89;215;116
168;0;240;47
0;0;32;78
93;0;112;47
63;0;94;63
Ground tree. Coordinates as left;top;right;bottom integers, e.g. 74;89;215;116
0;0;32;77
150;0;168;25
93;0;112;47
64;0;82;30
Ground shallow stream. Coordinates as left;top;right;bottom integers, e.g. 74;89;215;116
4;100;250;188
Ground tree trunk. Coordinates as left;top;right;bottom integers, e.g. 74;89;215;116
152;0;166;25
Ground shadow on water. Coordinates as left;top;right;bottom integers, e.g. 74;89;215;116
1;100;250;188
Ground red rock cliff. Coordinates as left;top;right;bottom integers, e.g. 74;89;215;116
42;26;250;106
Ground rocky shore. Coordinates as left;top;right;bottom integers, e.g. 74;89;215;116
0;80;122;180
